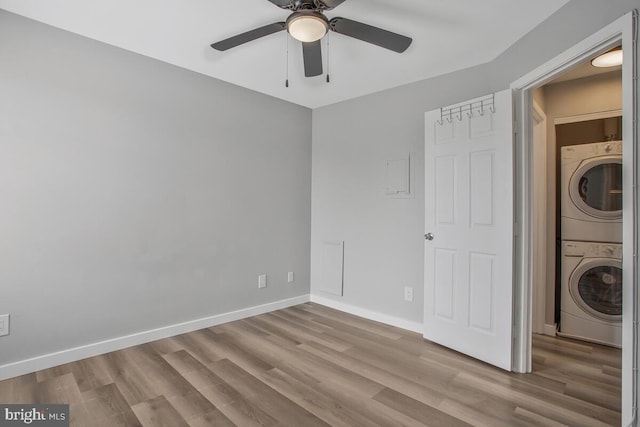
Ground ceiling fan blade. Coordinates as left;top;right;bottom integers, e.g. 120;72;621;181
319;0;346;9
329;17;412;53
302;41;323;77
211;22;286;51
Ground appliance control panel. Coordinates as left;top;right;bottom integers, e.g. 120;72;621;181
561;140;622;161
563;240;623;258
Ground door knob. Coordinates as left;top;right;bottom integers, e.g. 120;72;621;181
424;233;434;241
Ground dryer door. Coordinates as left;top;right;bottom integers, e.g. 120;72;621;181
569;258;622;322
569;156;622;219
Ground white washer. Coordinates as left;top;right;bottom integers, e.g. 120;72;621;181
560;240;622;347
561;140;622;243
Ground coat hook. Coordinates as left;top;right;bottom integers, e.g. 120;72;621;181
446;110;452;123
478;100;485;116
456;106;463;121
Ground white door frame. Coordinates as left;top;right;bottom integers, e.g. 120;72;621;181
510;11;637;426
531;101;547;336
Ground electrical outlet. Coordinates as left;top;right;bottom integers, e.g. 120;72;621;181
404;287;414;302
287;272;294;283
258;274;267;289
0;314;9;337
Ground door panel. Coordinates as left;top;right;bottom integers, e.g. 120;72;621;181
435;156;456;224
434;248;456;320
424;90;513;371
469;252;495;331
469;151;494;226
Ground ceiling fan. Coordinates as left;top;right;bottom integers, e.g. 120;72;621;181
210;0;413;78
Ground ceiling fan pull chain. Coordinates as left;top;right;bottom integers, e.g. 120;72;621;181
326;32;331;83
285;33;290;87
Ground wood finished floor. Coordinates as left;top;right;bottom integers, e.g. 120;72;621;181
0;303;621;426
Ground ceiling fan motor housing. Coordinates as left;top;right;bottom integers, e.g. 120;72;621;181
282;0;337;11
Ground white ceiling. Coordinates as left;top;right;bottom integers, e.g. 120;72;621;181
550;61;622;84
0;0;568;108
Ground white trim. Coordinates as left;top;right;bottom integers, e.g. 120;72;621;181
511;19;624;91
532;100;548;336
512;83;533;374
309;294;423;333
620;10;637;425
554;109;622;125
511;11;635;426
0;294;310;381
543;323;557;337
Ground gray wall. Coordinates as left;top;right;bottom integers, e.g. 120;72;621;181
488;0;638;91
311;0;638;324
0;10;312;365
311;65;491;322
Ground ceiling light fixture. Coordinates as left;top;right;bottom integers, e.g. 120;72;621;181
591;46;623;68
286;11;329;43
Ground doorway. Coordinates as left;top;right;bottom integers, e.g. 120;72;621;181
511;11;637;426
528;51;624;424
531;77;623;340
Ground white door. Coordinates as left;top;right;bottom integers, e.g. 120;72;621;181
423;90;513;370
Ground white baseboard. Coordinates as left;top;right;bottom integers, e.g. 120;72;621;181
544;323;557;337
0;294;310;381
310;294;423;334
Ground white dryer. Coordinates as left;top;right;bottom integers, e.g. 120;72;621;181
560;240;622;348
561;140;622;243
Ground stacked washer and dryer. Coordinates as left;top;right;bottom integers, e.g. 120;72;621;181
559;140;623;347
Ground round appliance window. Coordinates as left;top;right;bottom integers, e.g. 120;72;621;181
570;259;622;322
569;156;622;219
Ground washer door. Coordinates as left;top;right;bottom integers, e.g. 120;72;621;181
569;156;622;219
569;258;622;322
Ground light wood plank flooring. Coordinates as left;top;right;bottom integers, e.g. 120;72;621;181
0;303;621;426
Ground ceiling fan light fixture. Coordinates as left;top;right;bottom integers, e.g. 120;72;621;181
286;11;329;42
591;46;623;68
